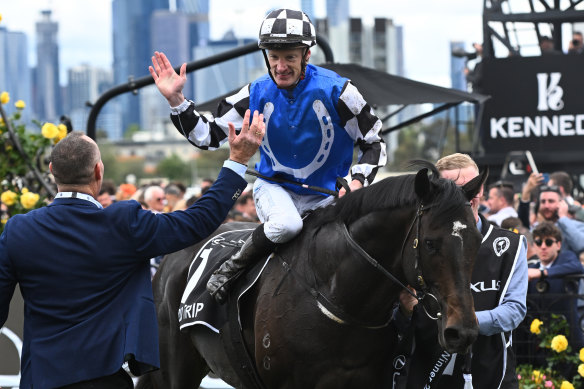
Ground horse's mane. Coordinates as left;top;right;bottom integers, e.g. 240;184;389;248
308;161;467;228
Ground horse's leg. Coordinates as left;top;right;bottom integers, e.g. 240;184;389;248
149;260;209;389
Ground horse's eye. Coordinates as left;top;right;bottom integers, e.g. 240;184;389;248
425;239;437;253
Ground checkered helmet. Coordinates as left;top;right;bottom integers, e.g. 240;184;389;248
258;9;316;49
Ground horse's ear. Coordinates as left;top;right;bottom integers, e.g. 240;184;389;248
462;167;489;201
414;168;431;200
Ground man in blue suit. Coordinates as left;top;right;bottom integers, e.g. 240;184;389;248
527;221;584;348
0;109;264;388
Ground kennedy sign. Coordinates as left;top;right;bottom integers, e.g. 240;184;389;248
480;55;584;155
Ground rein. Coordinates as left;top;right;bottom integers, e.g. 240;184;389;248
343;202;443;322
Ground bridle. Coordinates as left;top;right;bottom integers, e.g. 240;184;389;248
343;201;443;322
275;200;471;328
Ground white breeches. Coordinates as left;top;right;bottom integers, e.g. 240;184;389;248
252;178;334;244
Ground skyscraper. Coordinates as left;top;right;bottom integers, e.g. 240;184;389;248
327;0;350;27
67;64;120;139
176;0;210;46
112;0;169;134
0;27;32;122
193;36;264;104
301;0;315;22
35;10;61;122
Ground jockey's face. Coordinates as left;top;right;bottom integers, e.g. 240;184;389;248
267;48;310;89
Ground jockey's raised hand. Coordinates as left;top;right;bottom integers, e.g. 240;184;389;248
228;109;264;166
149;51;187;107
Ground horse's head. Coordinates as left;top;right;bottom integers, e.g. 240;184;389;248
404;165;487;354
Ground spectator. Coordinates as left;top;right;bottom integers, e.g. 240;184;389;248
519;174;584;255
486;181;518;226
144;185;166;213
393;153;527;389
527;222;584;348
234;192;259;222
117;183;137;201
97;179;116;208
539;36;561;55
163;183;184;212
568;31;583;54
464;43;485;94
0;126;260;388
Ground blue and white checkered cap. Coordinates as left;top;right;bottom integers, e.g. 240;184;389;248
258;9;316;49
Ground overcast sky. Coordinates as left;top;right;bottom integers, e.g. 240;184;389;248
0;0;484;87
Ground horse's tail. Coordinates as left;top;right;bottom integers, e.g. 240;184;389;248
135;374;154;389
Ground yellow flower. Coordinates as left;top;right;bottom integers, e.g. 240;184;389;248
551;334;569;353
1;218;7;225
15;100;25;109
41;122;59;139
0;91;9;105
54;124;67;144
21;188;29;194
580;348;584;362
1;190;18;206
579;363;584;377
530;318;543;335
20;191;40;209
561;381;575;389
532;370;543;384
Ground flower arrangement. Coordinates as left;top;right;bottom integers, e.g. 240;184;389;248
0;91;64;233
518;314;584;388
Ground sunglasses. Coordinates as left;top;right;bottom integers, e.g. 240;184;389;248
539;185;561;195
534;238;557;247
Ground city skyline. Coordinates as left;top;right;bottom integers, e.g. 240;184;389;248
1;0;484;89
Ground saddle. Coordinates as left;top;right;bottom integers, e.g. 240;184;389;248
178;228;270;332
178;228;272;389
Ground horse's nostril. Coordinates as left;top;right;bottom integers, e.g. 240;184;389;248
444;327;461;344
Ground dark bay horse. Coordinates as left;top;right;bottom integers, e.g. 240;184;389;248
138;162;486;389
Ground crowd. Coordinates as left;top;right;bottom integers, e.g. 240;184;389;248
96;177;260;222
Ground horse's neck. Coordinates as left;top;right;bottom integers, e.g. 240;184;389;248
300;207;415;322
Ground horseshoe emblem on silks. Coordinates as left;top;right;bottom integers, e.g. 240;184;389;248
261;101;334;179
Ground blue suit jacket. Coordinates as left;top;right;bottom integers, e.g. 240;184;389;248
528;249;584;347
0;167;246;388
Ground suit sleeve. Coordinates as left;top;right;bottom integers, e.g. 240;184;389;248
0;230;17;327
122;167;248;258
547;250;584;278
337;81;387;186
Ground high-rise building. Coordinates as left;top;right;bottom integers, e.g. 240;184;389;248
449;41;472;130
301;0;315;22
112;0;169;134
326;0;349;28
35;10;61;122
67;64;121;139
450;41;467;91
0;27;32;122
176;0;210;46
193;36;264;105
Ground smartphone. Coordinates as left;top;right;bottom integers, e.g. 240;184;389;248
542;173;550;184
525;151;539;174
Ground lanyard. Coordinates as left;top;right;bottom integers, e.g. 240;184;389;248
55;192;103;209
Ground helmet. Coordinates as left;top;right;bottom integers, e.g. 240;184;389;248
258;9;316;49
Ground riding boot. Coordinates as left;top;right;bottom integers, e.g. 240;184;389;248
207;224;275;305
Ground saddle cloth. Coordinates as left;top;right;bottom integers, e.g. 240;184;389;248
178;228;270;332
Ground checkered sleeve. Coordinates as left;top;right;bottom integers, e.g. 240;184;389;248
337;81;387;186
170;85;251;150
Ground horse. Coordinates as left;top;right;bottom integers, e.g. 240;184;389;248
137;162;487;389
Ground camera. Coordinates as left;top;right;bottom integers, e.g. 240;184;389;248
573;39;583;46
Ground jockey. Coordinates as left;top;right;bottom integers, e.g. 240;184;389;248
149;8;387;304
